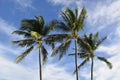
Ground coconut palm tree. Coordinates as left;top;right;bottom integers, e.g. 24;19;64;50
73;32;112;80
12;16;52;80
46;7;87;80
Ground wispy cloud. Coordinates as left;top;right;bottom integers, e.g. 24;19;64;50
14;0;34;9
0;18;16;35
47;0;83;7
87;0;120;31
0;56;36;80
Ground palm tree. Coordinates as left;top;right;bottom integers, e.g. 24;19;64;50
46;7;87;80
12;16;51;80
74;32;112;80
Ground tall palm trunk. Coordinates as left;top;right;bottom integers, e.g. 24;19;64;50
39;48;42;80
75;39;79;80
91;57;94;80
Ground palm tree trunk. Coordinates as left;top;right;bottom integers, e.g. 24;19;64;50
91;57;94;80
75;39;79;80
39;48;42;80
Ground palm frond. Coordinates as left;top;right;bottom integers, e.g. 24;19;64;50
36;16;44;27
77;7;87;31
93;32;99;41
20;19;36;31
42;26;51;36
51;40;71;60
97;56;112;69
55;21;71;32
45;34;69;45
12;30;31;38
75;7;78;20
41;45;48;64
73;57;89;74
78;37;92;53
61;11;72;27
65;8;75;24
95;36;107;49
68;53;83;56
15;46;34;63
12;39;35;47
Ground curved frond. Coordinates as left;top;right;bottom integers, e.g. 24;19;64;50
45;34;69;45
97;56;112;69
95;36;107;49
15;46;34;63
41;46;48;64
93;32;99;41
36;16;44;27
12;39;35;47
20;19;37;31
51;40;71;60
78;37;92;53
61;11;71;27
77;7;87;31
12;30;31;38
65;8;75;24
55;21;71;32
73;58;89;74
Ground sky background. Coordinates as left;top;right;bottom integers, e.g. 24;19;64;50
0;0;120;80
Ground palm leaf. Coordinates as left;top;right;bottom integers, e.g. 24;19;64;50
36;16;44;27
51;40;71;60
78;37;92;53
61;11;72;27
45;34;69;45
93;32;99;41
73;57;89;74
97;56;112;69
77;7;87;31
55;21;71;32
15;46;34;63
65;8;75;24
95;36;107;49
12;30;31;38
41;45;48;64
20;19;36;30
12;39;35;47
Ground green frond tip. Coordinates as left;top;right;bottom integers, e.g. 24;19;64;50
15;46;34;63
97;56;112;69
36;16;44;27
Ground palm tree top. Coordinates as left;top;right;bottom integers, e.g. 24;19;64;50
60;7;87;32
78;32;107;54
77;32;112;69
12;16;50;64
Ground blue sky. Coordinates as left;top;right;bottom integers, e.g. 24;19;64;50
0;0;120;80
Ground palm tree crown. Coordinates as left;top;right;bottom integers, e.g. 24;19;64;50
74;32;112;80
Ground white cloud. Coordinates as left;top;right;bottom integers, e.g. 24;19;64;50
48;0;74;6
0;54;75;80
14;0;34;9
48;0;83;7
87;0;120;31
43;64;75;80
0;18;16;36
0;56;36;80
